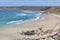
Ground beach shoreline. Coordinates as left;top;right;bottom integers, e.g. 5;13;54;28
0;13;60;40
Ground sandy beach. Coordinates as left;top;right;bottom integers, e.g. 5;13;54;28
0;14;60;40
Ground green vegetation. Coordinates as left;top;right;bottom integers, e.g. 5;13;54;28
55;12;60;15
47;12;60;15
56;36;60;40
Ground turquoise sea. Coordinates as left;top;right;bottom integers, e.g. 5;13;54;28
0;10;42;27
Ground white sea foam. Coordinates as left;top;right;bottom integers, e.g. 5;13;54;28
39;13;42;15
6;20;22;24
23;10;34;13
33;16;40;20
16;13;27;16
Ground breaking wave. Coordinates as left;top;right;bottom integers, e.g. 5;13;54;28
6;13;41;25
16;13;27;16
22;10;35;13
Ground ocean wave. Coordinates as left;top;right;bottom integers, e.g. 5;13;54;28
6;15;40;25
16;13;27;16
33;15;39;20
22;10;35;13
6;20;23;24
6;12;42;25
39;13;42;15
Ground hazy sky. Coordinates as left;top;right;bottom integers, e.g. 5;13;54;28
0;0;60;6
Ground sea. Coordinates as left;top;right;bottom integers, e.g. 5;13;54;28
0;10;43;27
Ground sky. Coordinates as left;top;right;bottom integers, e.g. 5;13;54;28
0;0;60;6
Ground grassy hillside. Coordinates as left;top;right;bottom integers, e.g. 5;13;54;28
45;7;60;15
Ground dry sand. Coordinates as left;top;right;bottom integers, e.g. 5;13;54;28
0;14;60;40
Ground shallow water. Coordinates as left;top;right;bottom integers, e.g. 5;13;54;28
0;10;42;27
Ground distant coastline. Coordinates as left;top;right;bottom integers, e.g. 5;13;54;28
0;6;51;11
0;6;60;15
